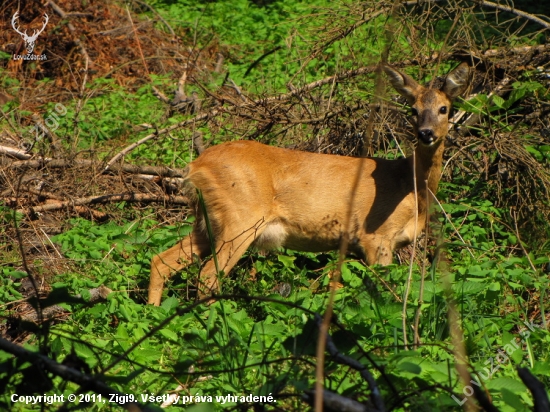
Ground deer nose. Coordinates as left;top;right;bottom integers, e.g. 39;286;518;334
418;129;435;145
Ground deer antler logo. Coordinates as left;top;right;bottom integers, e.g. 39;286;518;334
11;12;49;55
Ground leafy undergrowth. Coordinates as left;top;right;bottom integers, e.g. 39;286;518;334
3;192;546;411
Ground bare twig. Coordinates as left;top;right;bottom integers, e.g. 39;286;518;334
227;78;249;103
31;114;62;152
151;86;171;104
13;175;45;338
214;52;224;73
174;67;188;104
126;5;149;76
429;189;475;258
444;271;477;412
512;211;537;273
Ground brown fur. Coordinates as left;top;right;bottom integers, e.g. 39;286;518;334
148;63;470;305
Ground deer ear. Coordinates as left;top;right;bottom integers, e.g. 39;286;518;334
442;62;469;99
383;65;421;105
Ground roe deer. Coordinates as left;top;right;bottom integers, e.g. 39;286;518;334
148;63;470;305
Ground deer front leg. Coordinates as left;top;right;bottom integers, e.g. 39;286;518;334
362;236;394;266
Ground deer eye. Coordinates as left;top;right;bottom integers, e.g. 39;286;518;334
411;108;418;116
439;106;447;115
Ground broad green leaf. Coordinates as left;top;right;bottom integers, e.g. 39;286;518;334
159;329;179;341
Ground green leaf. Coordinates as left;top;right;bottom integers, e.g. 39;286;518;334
488;282;501;292
119;304;131;321
73;342;95;359
161;296;179;313
135;349;162;361
532;361;550;376
5;269;28;279
485;377;525;391
159;329;179;341
397;361;422;375
277;255;296;268
452;281;487;295
491;95;505;108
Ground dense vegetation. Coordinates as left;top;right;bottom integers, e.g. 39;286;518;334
1;0;550;411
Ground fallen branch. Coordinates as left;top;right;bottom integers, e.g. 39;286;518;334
403;0;550;30
73;205;109;220
21;286;113;323
477;0;550;31
104;109;220;170
3;154;187;178
518;368;550;412
0;144;32;160
151;86;171;104
21;305;68;323
0;336;149;412
17;193;189;215
303;389;372;412
315;314;385;412
478;43;550;58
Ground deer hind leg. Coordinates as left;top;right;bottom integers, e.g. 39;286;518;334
148;227;210;306
197;222;265;298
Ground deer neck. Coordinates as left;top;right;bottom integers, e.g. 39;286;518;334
413;140;445;199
